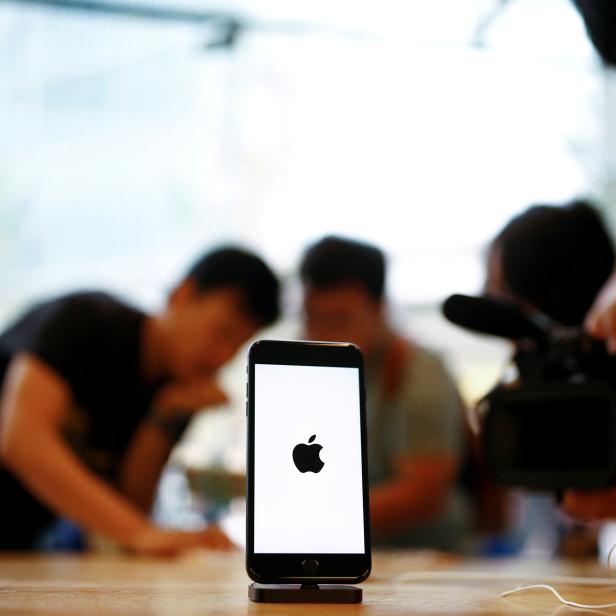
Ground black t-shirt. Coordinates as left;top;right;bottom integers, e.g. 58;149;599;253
0;291;160;549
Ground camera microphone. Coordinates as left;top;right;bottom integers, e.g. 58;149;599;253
442;294;548;342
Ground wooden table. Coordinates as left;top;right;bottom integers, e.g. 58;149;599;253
1;550;616;615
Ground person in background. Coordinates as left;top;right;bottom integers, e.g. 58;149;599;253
299;236;470;550
484;200;615;555
0;247;279;554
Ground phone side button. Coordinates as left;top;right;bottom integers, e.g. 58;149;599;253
301;559;319;576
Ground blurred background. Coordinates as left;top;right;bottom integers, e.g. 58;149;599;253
2;0;616;551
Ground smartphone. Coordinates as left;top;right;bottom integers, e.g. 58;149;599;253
246;339;371;584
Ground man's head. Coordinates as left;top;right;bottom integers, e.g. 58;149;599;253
485;200;615;326
300;236;386;355
159;247;279;380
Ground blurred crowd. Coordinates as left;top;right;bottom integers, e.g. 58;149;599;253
1;198;616;558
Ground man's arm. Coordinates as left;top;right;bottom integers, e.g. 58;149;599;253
119;379;227;513
0;353;149;544
369;453;457;538
120;423;176;514
0;353;232;553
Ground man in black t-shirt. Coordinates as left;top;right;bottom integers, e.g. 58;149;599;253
0;247;279;554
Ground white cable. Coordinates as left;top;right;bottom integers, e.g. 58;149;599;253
501;584;616;610
393;544;616;612
393;570;616;586
497;541;616;610
608;541;616;569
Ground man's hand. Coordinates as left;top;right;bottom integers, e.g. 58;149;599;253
127;524;235;557
585;270;616;353
563;488;616;521
150;378;228;421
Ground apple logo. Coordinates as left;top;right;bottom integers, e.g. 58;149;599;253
292;435;324;473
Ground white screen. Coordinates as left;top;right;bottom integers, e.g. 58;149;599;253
253;363;365;554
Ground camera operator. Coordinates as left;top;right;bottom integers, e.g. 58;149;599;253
484;200;616;534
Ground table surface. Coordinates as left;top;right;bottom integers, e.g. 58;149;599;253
1;550;616;615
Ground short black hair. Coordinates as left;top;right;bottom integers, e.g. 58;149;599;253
494;200;615;326
300;236;386;300
185;246;280;326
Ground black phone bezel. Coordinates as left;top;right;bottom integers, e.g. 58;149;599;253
246;339;371;584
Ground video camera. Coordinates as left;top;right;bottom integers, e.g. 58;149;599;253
443;294;616;490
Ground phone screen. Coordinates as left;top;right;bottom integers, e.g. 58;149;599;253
253;362;365;554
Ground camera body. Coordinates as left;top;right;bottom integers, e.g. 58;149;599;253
444;294;616;490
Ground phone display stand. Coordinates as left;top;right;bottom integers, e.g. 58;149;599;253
248;583;362;604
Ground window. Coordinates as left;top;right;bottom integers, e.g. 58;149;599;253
0;0;608;323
